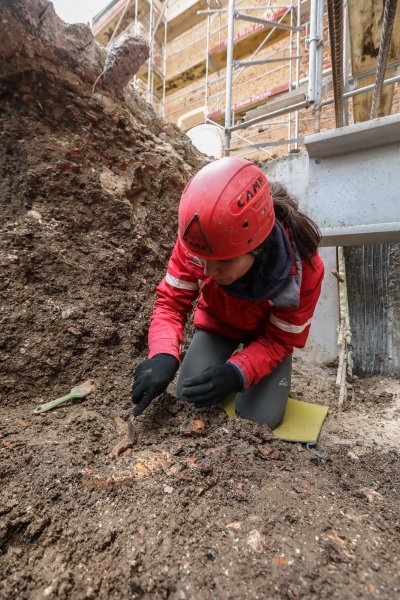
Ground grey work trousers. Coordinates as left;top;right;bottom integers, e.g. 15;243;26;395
176;329;292;429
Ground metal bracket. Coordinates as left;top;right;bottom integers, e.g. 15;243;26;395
304;113;400;246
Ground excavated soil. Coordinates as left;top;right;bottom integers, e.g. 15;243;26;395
1;8;400;598
1;366;399;599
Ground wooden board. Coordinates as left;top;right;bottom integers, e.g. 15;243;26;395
348;0;400;122
208;82;290;123
165;37;291;123
245;83;308;120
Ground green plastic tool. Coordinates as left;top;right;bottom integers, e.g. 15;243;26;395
33;379;96;415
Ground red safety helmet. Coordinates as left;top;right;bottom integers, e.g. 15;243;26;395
178;157;274;260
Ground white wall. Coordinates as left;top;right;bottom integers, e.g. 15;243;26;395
263;152;339;365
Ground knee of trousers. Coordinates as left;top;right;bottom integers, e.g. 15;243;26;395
265;413;284;430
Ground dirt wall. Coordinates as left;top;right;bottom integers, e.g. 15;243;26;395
0;0;208;406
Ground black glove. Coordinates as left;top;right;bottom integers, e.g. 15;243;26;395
131;354;179;416
181;364;242;409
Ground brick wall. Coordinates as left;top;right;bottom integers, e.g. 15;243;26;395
131;1;400;161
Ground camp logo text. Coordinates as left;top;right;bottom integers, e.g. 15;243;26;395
237;175;265;208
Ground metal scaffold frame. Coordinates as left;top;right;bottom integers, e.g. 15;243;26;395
162;0;312;158
102;0;399;156
198;0;304;158
215;0;325;157
213;0;399;157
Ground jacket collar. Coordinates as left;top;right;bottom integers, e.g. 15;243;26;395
220;220;302;308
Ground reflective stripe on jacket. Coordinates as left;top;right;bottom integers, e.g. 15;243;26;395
148;236;324;387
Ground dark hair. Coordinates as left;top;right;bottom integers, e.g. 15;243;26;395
270;181;321;266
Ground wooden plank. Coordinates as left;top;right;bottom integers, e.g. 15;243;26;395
208;82;290;123
348;0;400;121
165;40;291;122
245;83;308;119
165;81;290;128
167;7;288;70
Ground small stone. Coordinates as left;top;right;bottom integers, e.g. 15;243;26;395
347;451;360;461
19;85;32;94
246;529;264;553
67;326;82;337
226;521;241;529
164;485;173;494
26;209;42;223
192;419;204;432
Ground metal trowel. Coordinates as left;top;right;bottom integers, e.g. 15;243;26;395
33;379;97;414
128;404;144;443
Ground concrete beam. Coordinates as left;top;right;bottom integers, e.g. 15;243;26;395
305;112;400;157
263;114;400;370
303;113;400;246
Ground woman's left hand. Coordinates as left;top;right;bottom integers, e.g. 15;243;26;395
181;364;242;408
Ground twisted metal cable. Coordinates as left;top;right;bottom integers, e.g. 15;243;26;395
370;0;399;119
327;0;345;127
327;0;338;85
333;0;344;125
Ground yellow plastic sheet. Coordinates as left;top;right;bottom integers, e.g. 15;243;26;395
224;396;329;443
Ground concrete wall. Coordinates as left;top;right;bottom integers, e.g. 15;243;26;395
263;152;339;366
263;141;400;376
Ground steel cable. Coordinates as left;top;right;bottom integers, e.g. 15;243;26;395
370;0;399;119
327;0;345;127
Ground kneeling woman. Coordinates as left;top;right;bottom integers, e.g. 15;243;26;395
131;158;324;428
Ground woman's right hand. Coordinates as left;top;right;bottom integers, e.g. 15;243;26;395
131;354;179;416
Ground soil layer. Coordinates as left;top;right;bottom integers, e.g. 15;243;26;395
1;366;400;599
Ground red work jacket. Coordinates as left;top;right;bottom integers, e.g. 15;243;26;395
148;236;324;387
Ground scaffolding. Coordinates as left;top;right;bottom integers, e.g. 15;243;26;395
164;0;303;147
203;0;323;157
221;0;400;156
161;0;324;158
93;0;400;157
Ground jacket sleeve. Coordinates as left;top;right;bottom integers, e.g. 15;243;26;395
148;239;200;361
228;254;324;387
